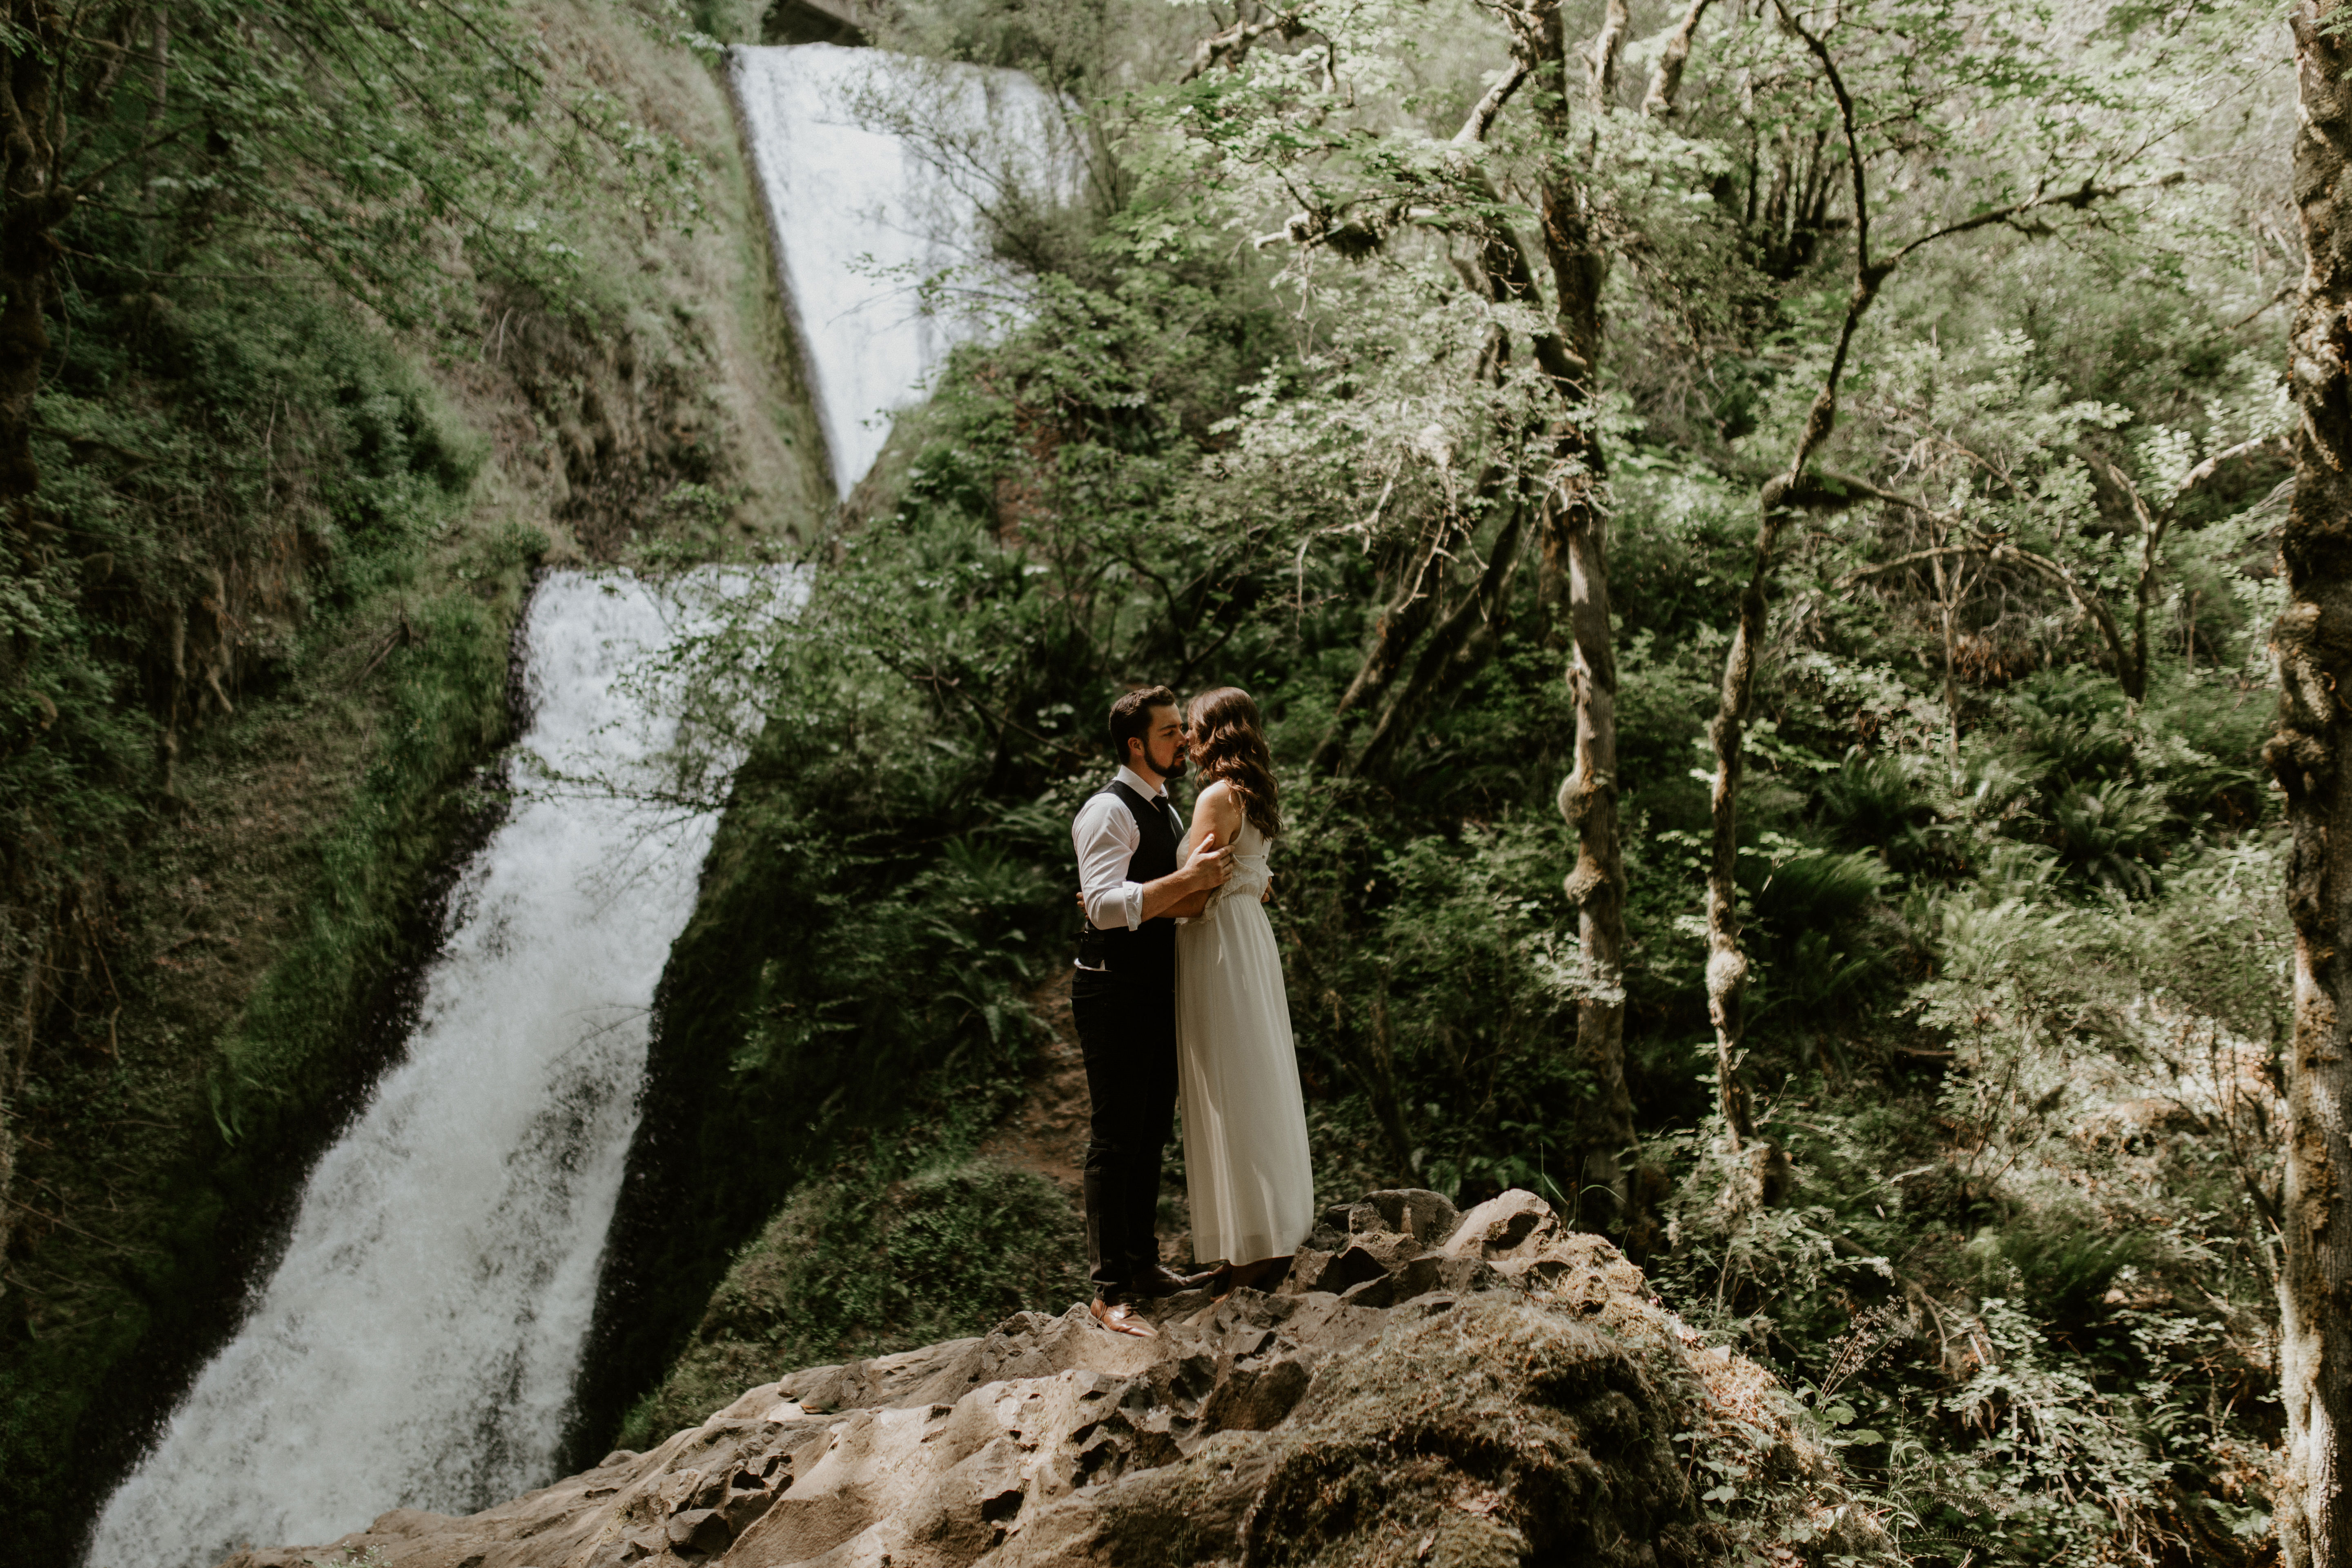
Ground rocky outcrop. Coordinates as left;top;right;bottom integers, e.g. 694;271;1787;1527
222;1191;1890;1568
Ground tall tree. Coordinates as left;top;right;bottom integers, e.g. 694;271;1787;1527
1258;0;1713;1228
1694;0;2167;1189
2268;2;2352;1560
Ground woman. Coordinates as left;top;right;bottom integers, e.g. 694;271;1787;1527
1172;686;1314;1293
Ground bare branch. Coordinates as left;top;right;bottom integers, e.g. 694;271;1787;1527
1838;528;2136;682
2096;454;2160;533
2232;281;2296;330
58;122;186;201
1773;0;1871;279
2175;434;2290;500
1352;495;1530;777
1180;5;1303;83
1834;544;1973;588
1767;0;1876;482
1986;539;2134;674
1454;57;1531;145
1586;0;1630;108
1884;173;2176;271
1641;0;1713;116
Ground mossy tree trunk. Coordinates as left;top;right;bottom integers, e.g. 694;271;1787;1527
1531;0;1636;1231
2268;3;2352;1562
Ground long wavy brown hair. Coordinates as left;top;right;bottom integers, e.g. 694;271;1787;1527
1186;686;1281;838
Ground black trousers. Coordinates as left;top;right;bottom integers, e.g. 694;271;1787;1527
1070;966;1178;1297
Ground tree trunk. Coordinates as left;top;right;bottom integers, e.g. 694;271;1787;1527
1931;529;1961;774
1555;479;1635;1218
1697;0;1886;1199
1311;505;1467;767
1640;0;1713;118
2126;502;2161;706
1702;494;1780;1155
1290;0;1649;1226
1534;1;1636;1227
1363;973;1418;1182
1313;181;1555;778
2267;4;2352;1562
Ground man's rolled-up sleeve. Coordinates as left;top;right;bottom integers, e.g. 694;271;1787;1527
1074;796;1144;931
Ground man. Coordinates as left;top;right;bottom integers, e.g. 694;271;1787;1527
1070;685;1232;1337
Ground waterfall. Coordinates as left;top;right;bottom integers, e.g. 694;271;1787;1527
730;43;1079;497
84;41;1074;1566
87;572;775;1568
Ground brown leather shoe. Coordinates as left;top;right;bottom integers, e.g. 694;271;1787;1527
1089;1297;1158;1338
1131;1263;1217;1298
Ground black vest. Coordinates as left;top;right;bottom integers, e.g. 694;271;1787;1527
1077;780;1180;989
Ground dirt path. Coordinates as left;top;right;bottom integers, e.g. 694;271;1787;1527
976;967;1090;1198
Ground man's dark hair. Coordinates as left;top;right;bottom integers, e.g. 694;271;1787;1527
1108;685;1178;764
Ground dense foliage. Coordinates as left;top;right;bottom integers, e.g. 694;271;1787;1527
623;0;2300;1561
0;0;807;1554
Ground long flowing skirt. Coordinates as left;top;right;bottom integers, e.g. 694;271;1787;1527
1174;881;1314;1266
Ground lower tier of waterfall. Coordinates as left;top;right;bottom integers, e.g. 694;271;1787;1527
87;573;746;1568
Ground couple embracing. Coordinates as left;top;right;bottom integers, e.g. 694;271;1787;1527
1068;685;1314;1338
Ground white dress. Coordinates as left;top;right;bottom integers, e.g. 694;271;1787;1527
1174;821;1315;1266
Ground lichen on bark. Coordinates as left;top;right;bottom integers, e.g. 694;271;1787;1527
2269;5;2352;1564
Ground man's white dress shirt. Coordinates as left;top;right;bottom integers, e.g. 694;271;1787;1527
1073;765;1185;936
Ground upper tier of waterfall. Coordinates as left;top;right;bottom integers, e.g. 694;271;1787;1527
86;572;788;1568
730;44;1080;499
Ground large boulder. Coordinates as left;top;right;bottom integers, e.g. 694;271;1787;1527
218;1191;1890;1568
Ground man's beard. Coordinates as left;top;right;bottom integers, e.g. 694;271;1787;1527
1158;750;1187;780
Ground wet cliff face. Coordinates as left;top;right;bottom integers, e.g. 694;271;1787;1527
90;575;773;1568
221;1191;1892;1568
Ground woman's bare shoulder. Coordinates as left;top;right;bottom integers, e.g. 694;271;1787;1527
1192;778;1242;819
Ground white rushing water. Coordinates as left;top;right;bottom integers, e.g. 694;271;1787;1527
89;572;773;1568
731;43;1079;497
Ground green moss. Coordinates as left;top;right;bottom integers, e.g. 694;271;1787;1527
569;749;1069;1457
206;588;514;1150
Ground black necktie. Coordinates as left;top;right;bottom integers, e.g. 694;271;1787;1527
1156;795;1182;840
